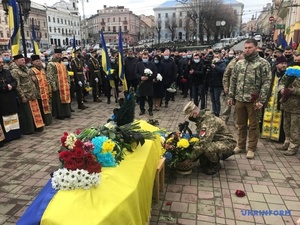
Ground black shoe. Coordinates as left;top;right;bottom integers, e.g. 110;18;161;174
203;162;221;175
79;105;88;110
107;99;111;104
139;111;145;115
221;151;235;160
149;111;153;116
71;109;75;112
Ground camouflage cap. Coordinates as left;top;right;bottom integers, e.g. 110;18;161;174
183;101;197;116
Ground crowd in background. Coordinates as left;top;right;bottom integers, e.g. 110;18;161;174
0;40;300;159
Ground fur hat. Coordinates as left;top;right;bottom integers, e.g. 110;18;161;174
30;54;40;61
13;54;24;60
275;56;287;65
183;101;197;116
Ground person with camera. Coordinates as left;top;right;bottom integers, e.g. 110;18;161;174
182;101;236;175
208;51;226;117
189;54;206;109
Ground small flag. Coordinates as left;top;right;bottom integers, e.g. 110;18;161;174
31;18;40;55
118;28;128;92
8;0;20;56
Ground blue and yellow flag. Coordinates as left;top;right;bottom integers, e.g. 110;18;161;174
8;0;20;56
118;29;128;92
31;18;40;55
72;35;76;58
100;30;115;87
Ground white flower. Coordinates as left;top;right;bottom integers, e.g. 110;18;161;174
144;68;153;76
65;133;77;149
51;168;101;190
156;73;163;81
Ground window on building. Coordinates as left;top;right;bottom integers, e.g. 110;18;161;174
62;28;64;34
165;13;168;18
102;18;104;22
69;29;71;34
165;21;168;29
113;26;116;32
179;12;182;17
26;30;29;37
107;18;110;22
57;18;59;23
49;27;52;32
44;21;46;27
53;17;55;22
102;27;105;31
45;33;47;38
179;19;182;27
173;13;175;18
38;21;40;26
0;31;3;38
61;18;63;23
124;26;127;31
113;18;115;22
6;31;9;38
108;27;110;31
119;17;121;22
65;19;67;24
58;28;60;33
54;28;56;33
48;16;50;22
165;33;168;39
158;13;161;18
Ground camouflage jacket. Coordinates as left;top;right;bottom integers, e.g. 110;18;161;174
222;58;237;92
279;75;300;113
229;52;272;104
46;57;70;91
192;110;236;158
10;62;39;100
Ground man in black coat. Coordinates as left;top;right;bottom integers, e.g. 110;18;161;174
88;49;102;102
134;51;157;116
161;49;177;108
124;50;139;93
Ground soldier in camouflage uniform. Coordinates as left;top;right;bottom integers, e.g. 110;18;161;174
277;52;300;156
10;54;44;134
183;101;236;175
228;39;272;159
221;51;244;124
71;48;88;109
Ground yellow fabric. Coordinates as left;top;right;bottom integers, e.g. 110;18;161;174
261;76;282;141
41;120;163;225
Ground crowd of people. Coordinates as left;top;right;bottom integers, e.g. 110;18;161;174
0;39;299;176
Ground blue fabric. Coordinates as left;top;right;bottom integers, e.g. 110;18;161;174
17;180;57;225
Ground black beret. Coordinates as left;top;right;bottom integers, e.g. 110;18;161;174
30;54;40;61
13;54;24;60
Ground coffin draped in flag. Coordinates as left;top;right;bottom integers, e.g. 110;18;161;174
8;0;20;56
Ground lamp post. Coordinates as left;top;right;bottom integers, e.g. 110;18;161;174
2;0;31;58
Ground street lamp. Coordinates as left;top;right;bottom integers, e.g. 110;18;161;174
2;0;31;57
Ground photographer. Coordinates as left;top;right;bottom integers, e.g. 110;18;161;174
208;51;226;117
189;54;206;109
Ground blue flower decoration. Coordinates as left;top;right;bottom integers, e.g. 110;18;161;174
164;152;172;161
96;152;117;167
285;67;300;78
92;136;108;153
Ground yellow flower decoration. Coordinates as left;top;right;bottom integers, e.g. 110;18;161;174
190;137;199;143
102;139;116;153
177;139;190;149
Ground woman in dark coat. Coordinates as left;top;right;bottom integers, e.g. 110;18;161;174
0;57;21;145
134;52;157;116
153;55;164;111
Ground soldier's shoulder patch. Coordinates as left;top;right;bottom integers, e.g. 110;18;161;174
199;128;206;137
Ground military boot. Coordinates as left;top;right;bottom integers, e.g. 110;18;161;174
276;140;290;151
283;143;298;156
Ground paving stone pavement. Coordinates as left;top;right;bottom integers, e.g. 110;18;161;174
0;94;300;225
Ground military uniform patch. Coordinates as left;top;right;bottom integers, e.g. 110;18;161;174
200;128;206;137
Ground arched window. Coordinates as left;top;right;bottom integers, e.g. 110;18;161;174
179;19;182;28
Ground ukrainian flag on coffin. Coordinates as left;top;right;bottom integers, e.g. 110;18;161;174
8;0;20;56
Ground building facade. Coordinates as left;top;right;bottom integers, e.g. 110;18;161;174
87;5;151;47
0;4;10;51
45;0;81;47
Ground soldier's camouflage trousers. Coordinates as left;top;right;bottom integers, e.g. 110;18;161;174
283;111;300;150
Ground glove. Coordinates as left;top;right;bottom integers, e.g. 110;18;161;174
78;81;83;87
95;78;99;83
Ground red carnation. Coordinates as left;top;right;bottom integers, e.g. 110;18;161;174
59;151;72;161
76;158;85;169
75;129;82;135
74;139;83;148
64;159;77;170
250;93;259;103
60;133;68;147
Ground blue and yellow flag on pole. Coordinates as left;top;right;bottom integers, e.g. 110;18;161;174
31;18;40;55
100;30;115;87
72;35;76;58
118;28;128;92
8;0;20;56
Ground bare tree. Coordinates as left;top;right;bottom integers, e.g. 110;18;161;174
166;17;177;41
155;19;162;46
